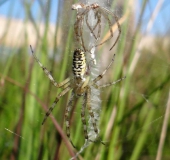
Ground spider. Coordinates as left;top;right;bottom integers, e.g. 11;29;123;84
30;45;125;147
72;2;121;52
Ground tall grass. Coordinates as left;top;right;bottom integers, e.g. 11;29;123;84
0;0;170;160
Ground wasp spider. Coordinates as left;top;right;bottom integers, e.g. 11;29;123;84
30;46;125;147
72;2;121;52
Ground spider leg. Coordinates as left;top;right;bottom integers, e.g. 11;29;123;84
74;9;86;43
90;11;102;50
42;86;71;125
98;7;121;50
86;87;99;137
65;92;76;148
84;9;102;51
74;9;89;51
94;10;114;48
92;10;101;31
79;9;92;52
92;54;116;84
79;14;87;51
83;89;106;145
95;11;102;41
74;14;82;42
30;45;70;88
93;76;126;89
85;11;98;40
81;92;89;141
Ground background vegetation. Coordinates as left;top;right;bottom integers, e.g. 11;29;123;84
0;0;170;160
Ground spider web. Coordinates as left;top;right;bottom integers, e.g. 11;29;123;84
0;0;170;160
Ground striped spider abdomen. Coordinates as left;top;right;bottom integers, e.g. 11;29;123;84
30;45;125;152
72;49;87;78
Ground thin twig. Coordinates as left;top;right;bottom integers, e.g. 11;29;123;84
0;73;75;157
156;90;170;160
101;11;128;43
129;0;165;75
10;54;34;160
105;105;117;140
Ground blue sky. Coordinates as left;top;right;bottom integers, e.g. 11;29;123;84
139;0;170;35
0;0;169;35
0;0;59;23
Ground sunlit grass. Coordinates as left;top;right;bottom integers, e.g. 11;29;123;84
0;0;170;160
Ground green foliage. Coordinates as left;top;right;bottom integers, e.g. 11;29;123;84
0;0;170;160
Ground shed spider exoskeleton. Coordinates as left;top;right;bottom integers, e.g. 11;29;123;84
30;45;125;147
72;2;121;52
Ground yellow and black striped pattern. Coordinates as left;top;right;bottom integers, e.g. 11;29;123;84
72;48;87;78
